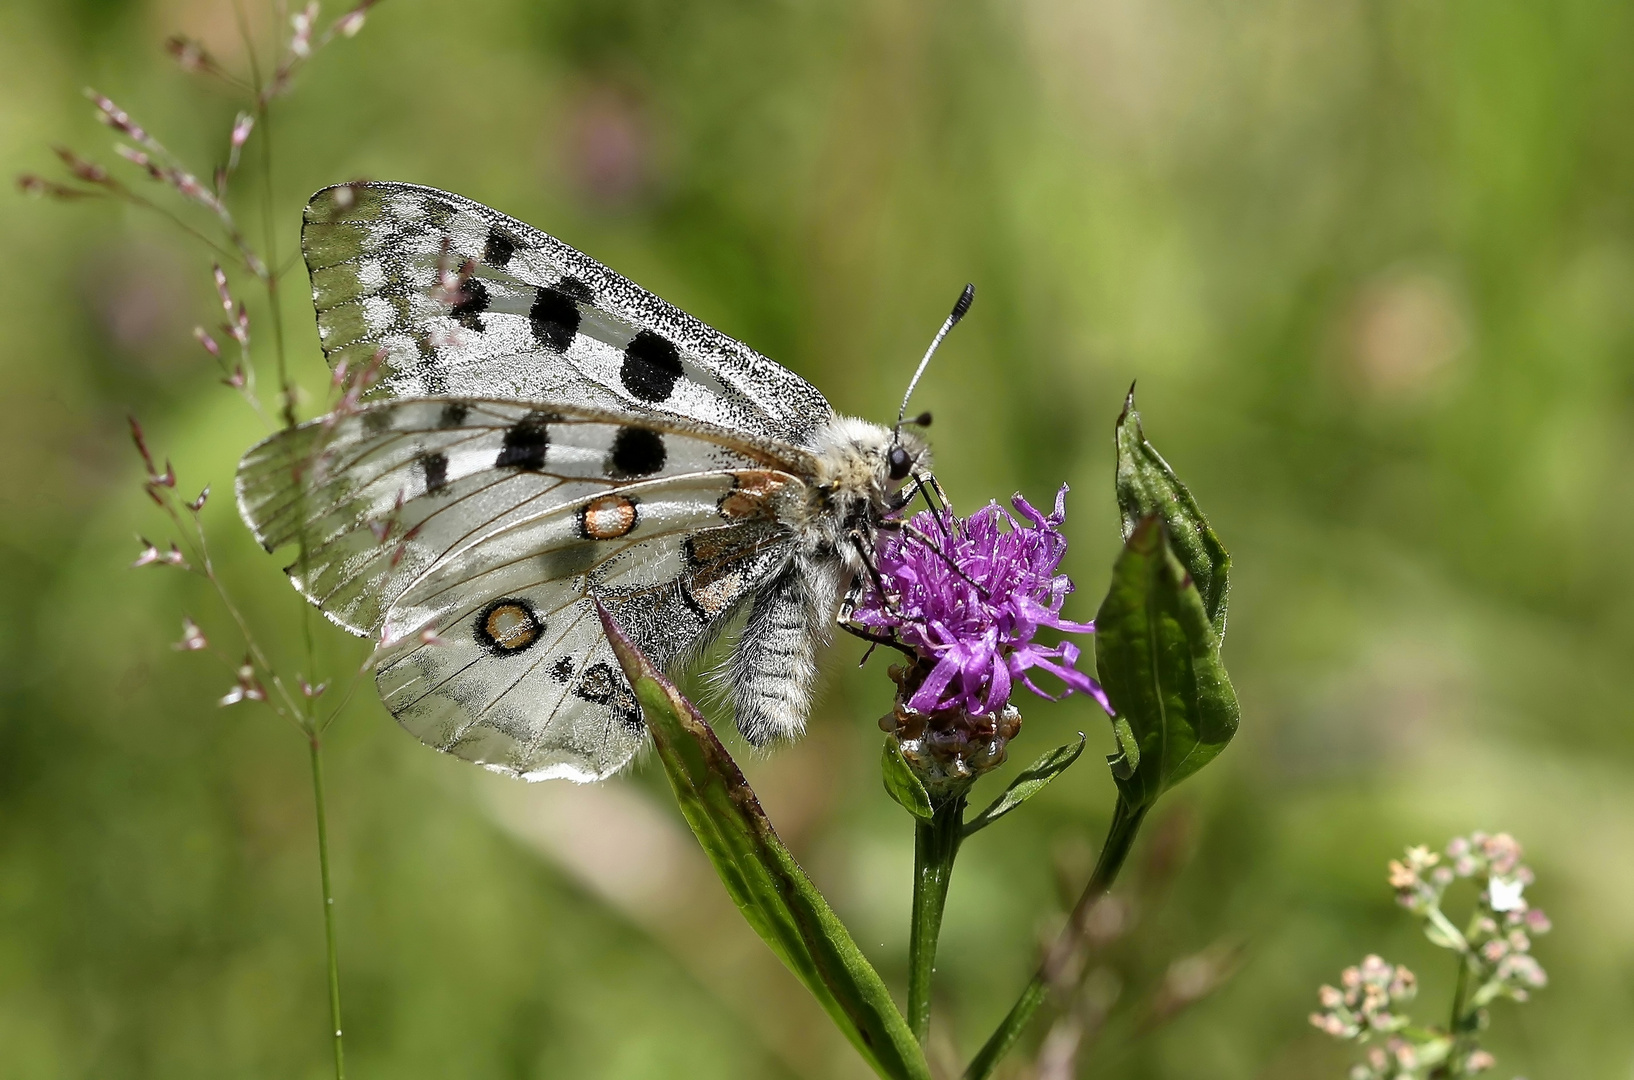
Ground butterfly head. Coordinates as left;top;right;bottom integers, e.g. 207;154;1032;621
810;416;931;516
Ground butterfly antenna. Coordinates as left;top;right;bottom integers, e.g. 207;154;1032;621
895;283;975;436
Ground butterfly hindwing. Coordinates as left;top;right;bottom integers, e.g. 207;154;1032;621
375;519;793;781
301;182;834;447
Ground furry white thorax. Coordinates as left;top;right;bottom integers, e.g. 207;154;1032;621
784;414;931;561
724;414;930;747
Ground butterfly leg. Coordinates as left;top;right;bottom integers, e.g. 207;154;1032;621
730;556;837;746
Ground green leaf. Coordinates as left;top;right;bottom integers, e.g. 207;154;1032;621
962;735;1086;836
1115;387;1231;640
882;737;935;821
1106;717;1139;780
597;604;930;1080
1093;517;1239;809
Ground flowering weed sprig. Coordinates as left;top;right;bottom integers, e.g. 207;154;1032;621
19;0;380;428
1313;832;1550;1079
27;8;388;1079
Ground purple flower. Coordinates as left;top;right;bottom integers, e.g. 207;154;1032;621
852;484;1109;718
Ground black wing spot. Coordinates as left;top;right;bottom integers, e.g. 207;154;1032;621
495;411;551;470
439;402;469;428
450;276;490;331
609;426;667;477
573;662;642;732
529;286;582;351
621;331;683;402
424;201;456;229
549;656;576;683
483;227;517;268
473;597;545;655
419;451;450;493
557;276;594;303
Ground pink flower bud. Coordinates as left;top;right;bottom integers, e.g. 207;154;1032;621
194;326;221;357
128;415;156;474
220;659;266;705
174;618;208;651
114;144;160;179
87;91;148;143
290;2;319;57
212;265;236;313
52;146;108;184
166;36;201;69
132;539;162;567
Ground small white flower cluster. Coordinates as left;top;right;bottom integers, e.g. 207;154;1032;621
1393;833;1551;1004
1314;832;1549;1079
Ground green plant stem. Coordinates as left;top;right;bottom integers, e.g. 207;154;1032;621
309;735;346;1080
908;795;966;1044
256;99;296;431
1434;952;1474;1078
963;794;1147;1080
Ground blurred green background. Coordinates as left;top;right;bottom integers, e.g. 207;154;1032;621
4;0;1633;1076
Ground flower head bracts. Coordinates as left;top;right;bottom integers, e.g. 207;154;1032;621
850;485;1108;718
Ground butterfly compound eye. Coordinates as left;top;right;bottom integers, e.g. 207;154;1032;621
887;444;914;481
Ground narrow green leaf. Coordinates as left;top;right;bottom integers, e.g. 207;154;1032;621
882;737;935;821
597;603;930;1080
962;735;1086;836
1115;388;1231;640
1093;517;1239;809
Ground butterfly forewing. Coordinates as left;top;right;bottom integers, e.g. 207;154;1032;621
302;182;834;447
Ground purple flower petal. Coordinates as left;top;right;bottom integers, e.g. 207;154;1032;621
852;483;1109;717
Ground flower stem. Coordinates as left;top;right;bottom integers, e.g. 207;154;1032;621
1433;951;1475;1078
308;734;346;1080
963;794;1147;1080
908;795;966;1044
